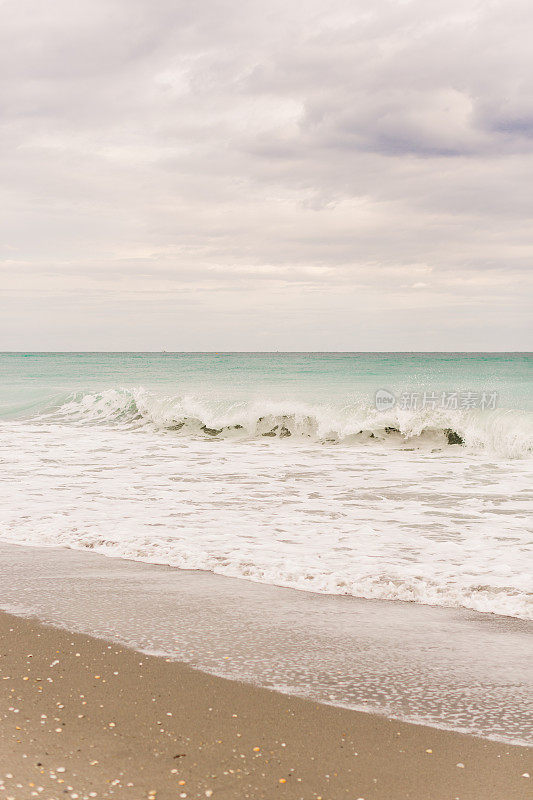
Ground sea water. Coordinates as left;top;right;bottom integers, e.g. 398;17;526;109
1;543;531;745
0;352;532;619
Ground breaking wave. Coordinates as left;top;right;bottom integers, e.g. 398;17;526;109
2;384;532;621
33;387;533;458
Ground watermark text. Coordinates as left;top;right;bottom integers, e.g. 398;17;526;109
375;389;498;412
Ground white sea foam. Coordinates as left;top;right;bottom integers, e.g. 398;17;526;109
1;389;531;620
37;386;533;458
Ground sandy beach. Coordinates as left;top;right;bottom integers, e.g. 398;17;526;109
3;0;533;787
0;610;530;800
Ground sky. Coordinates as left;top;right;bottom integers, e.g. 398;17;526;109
1;0;532;351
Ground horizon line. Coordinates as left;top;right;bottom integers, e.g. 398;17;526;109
1;350;532;356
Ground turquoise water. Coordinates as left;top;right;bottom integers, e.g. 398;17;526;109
1;352;532;417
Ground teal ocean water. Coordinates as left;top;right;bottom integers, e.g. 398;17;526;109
0;352;532;619
1;351;532;417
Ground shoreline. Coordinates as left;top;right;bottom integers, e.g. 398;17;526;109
1;610;531;800
1;541;531;748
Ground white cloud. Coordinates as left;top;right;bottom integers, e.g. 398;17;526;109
0;0;532;349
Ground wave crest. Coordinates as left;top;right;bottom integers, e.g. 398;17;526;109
33;387;533;458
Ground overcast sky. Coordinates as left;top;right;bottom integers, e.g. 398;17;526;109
1;0;532;350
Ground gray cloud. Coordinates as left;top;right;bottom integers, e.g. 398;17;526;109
0;0;532;350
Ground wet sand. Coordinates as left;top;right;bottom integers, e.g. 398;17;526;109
0;611;530;800
2;542;531;746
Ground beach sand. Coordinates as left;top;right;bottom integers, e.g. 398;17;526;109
0;611;530;800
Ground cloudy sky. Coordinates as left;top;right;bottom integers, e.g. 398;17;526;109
1;0;532;350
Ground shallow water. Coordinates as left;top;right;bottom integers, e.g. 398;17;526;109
0;543;531;746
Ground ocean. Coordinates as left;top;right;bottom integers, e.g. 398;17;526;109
1;352;532;620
